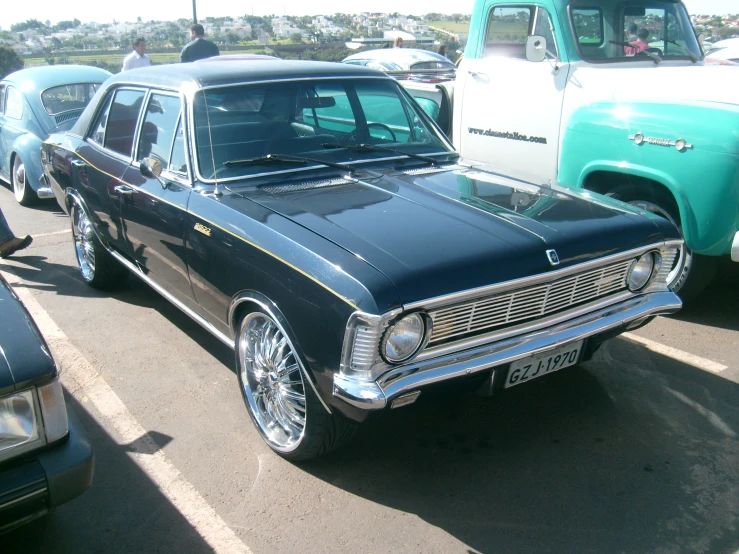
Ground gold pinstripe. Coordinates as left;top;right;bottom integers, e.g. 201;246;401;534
52;145;361;311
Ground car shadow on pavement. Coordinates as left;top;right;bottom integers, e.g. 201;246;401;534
3;394;215;554
301;338;739;554
669;259;739;332
0;255;235;368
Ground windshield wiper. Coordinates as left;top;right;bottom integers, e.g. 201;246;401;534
665;40;699;63
321;142;457;165
223;153;355;173
609;41;661;64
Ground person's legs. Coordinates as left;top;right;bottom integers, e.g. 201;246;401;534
0;207;32;258
0;208;14;243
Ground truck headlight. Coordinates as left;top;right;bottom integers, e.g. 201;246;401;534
628;252;657;291
382;313;427;363
0;389;42;460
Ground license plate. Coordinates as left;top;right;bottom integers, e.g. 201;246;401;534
504;341;583;389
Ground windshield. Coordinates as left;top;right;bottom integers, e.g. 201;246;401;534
571;1;702;62
41;83;102;115
193;79;452;181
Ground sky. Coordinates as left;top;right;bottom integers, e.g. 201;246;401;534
1;0;735;28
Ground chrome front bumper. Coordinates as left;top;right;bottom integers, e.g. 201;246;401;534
333;292;681;410
732;232;739;262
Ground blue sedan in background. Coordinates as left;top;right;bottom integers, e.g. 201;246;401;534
0;65;111;205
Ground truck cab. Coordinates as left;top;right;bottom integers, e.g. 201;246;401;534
409;0;739;299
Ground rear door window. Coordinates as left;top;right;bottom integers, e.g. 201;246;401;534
104;89;146;157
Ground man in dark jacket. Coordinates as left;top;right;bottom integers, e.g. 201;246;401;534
181;24;220;62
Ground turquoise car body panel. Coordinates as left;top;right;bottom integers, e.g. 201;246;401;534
559;102;739;256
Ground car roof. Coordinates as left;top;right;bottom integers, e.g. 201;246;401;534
108;60;389;90
343;48;453;66
2;64;112;91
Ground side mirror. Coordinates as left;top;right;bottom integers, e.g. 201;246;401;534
140;157;167;188
697;33;706;46
526;35;548;63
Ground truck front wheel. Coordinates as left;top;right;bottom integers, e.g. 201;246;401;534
611;187;716;301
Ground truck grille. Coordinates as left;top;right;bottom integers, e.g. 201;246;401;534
428;259;634;346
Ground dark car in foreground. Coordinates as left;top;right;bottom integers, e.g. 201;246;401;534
42;61;682;460
0;65;111;205
0;274;93;533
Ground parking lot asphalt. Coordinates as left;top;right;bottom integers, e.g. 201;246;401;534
1;184;738;554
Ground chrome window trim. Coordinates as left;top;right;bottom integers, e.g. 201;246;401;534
132;89;193;187
85;86;149;163
38;81;103;116
187;76;455;184
403;240;683;312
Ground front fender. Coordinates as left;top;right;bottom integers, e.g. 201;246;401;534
12;133;45;192
559;102;739;256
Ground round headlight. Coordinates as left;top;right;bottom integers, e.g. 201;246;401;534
628;252;656;291
382;313;426;363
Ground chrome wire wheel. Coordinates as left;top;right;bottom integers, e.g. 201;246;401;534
238;312;307;452
72;207;96;282
628;200;690;290
13;157;26;203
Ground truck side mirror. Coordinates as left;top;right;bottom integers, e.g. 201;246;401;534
697;33;706;46
526;35;548;63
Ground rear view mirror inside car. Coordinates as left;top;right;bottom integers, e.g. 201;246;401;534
299;97;337;109
624;7;646;16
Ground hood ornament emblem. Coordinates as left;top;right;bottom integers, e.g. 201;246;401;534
546;249;560;266
629;132;693;152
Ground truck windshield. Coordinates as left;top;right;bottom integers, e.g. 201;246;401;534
570;1;702;63
193;79;452;181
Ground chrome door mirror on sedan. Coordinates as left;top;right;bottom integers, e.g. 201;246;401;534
140;157;167;188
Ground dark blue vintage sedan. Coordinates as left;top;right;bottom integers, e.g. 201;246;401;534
0;274;93;532
42;61;682;460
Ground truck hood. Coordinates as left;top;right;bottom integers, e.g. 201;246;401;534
244;167;670;305
611;64;739;107
0;275;56;396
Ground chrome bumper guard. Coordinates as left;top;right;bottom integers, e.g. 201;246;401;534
333;291;681;410
732;232;739;262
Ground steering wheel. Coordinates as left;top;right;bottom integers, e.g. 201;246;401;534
341;122;398;144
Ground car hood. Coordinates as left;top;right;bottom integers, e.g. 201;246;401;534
0;275;56;396
244;166;671;306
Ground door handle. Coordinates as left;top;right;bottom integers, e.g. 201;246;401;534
114;185;134;196
469;71;489;79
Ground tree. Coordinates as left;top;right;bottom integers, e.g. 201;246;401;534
0;47;24;79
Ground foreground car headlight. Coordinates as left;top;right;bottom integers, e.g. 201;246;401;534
382;313;427;363
0;389;41;459
628;252;657;291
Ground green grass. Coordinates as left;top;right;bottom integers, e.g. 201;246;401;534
428;21;470;34
24;47;271;67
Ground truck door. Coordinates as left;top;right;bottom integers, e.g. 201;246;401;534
458;5;569;184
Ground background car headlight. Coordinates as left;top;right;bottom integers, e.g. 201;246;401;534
628;252;656;291
382;313;426;363
0;389;41;457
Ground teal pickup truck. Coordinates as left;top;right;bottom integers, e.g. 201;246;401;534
404;0;739;299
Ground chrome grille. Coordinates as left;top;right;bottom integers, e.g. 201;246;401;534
428;259;633;345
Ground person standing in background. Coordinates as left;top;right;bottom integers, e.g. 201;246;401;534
180;24;220;62
393;37;404;48
122;38;151;71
